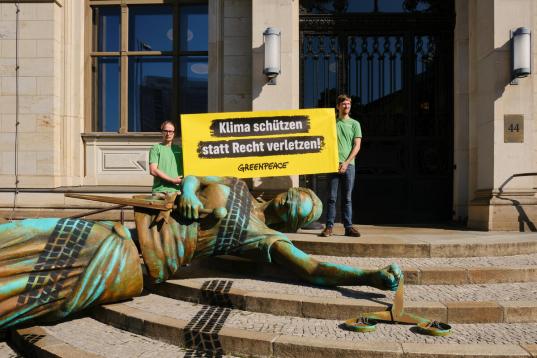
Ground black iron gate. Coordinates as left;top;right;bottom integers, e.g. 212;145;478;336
300;0;455;223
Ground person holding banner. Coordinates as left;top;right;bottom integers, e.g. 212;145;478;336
149;120;184;194
321;94;362;238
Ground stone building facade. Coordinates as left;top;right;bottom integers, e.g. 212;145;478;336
0;0;536;230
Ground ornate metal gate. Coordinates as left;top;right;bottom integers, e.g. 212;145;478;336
300;0;455;223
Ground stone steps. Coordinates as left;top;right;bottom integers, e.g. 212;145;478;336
8;325;101;358
7;317;238;358
147;278;537;323
290;229;537;257
0;340;19;358
187;253;537;285
4;227;537;357
90;294;537;358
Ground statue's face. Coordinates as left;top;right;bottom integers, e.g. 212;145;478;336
272;191;316;231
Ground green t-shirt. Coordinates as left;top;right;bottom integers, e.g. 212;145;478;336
336;117;362;165
148;143;184;193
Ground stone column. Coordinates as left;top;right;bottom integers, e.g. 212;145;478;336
467;0;537;230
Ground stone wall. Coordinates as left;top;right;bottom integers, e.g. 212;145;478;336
0;2;62;189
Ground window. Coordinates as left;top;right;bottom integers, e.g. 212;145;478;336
300;0;451;14
90;1;208;133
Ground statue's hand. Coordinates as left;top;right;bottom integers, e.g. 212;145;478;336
376;263;403;291
274;194;287;207
179;192;204;219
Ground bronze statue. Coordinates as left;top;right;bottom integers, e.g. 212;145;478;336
0;176;402;330
0;218;142;329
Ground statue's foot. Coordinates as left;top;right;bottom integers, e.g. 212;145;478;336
372;263;403;291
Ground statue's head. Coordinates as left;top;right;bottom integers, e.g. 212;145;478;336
269;187;322;232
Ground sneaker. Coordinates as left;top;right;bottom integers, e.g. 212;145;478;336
320;227;333;237
344;226;361;237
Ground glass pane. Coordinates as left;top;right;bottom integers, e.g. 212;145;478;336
347;36;403;106
95;57;120;132
179;4;209;52
300;0;450;14
129;5;173;52
378;0;408;12
179;56;208;114
414;35;439;136
301;35;339;109
300;0;373;14
128;57;173;132
93;7;120;52
347;36;405;137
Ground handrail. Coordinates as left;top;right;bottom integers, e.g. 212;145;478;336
498;172;537;194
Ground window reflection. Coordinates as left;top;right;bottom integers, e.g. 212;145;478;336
302;35;339;109
179;56;208;114
300;0;445;14
348;36;403;106
180;5;208;52
92;3;208;132
129;5;173;51
95;57;120;132
94;7;120;52
128;57;173;132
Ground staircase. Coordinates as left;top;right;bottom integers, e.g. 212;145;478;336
4;225;537;357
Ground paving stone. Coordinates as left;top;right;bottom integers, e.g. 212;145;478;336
165;277;537;304
445;302;503;323
195;253;537;284
101;294;537;345
41;317;238;357
402;343;530;357
273;335;402;358
243;291;302;316
420;267;468;284
499;300;537;323
0;341;20;358
522;344;537;357
300;297;386;320
290;228;537;258
11;326;102;358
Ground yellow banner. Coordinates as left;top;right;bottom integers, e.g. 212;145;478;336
180;108;338;178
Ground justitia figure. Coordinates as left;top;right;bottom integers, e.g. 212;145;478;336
136;176;402;288
0;176;402;329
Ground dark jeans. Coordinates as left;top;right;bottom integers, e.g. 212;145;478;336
325;165;355;228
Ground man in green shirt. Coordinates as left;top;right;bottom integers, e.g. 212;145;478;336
321;94;362;237
149;120;183;194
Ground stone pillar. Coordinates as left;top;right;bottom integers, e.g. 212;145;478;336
453;0;470;223
251;0;299;190
467;0;537;230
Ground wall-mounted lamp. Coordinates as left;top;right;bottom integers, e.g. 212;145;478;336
263;27;281;85
511;27;531;84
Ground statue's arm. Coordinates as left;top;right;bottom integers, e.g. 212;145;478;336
179;176;231;219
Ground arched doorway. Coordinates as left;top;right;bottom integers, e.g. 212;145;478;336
300;0;455;223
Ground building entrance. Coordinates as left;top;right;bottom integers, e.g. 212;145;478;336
299;0;455;223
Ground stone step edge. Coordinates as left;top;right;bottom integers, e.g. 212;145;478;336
92;303;537;358
150;279;537;324
200;255;537;285
290;237;537;258
8;326;102;358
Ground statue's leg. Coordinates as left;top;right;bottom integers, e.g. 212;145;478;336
269;240;401;291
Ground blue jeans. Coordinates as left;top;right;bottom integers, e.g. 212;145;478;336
325;165;355;228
